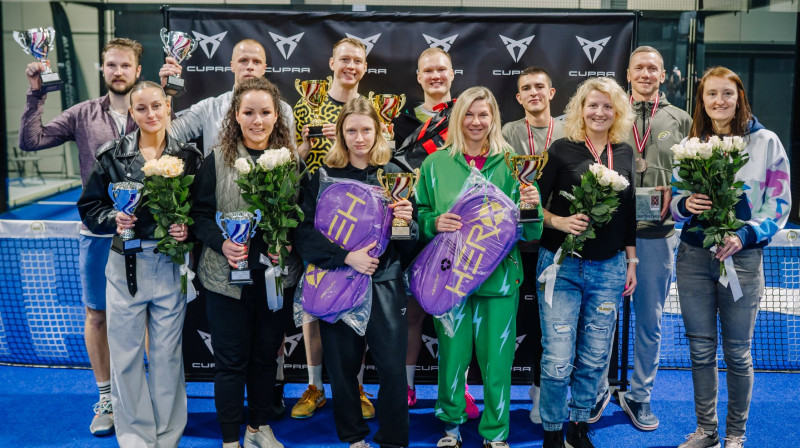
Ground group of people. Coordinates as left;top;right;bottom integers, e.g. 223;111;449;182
19;30;790;448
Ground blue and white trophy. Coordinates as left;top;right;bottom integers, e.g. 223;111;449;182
13;26;62;93
108;182;144;255
216;210;262;285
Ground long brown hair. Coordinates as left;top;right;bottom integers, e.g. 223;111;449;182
218;77;293;166
690;66;752;138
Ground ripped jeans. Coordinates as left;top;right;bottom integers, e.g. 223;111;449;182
536;248;626;431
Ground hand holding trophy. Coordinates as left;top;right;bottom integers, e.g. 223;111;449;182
377;168;420;239
216;210;262;285
13;26;62;93
108;182;144;254
159;28;199;97
295;76;331;138
368;92;406;149
504;152;548;222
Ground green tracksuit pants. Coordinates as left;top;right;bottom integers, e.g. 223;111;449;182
434;289;519;442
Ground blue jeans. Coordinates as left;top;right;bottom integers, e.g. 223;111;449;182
676;242;763;438
536;248;626;431
79;233;112;310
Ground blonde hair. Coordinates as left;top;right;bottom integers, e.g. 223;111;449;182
332;38;367;57
563;77;634;144
325;97;391;169
441;86;509;157
418;47;452;68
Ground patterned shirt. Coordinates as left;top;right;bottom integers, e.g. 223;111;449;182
293;96;345;173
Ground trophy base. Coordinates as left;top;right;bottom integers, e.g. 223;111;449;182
111;235;143;255
164;76;185;97
40;72;62;93
229;269;254;285
390;226;412;240
519;208;542;223
307;125;325;138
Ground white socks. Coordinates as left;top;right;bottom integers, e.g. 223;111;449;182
406;365;416;388
308;364;323;390
97;380;111;402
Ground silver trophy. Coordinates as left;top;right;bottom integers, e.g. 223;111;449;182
216;210;262;285
13;26;62;93
108;182;144;255
159;27;199;97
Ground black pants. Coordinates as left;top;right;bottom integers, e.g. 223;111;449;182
520;250;543;387
205;274;293;443
320;278;409;448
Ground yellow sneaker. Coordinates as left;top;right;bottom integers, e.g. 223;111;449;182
290;385;326;419
360;385;375;419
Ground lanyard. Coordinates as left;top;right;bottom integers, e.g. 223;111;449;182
525;117;554;155
630;94;659;154
585;138;613;170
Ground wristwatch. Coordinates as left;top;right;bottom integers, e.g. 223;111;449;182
626;257;640;265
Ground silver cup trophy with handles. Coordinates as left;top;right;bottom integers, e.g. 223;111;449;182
160;28;199;97
108;182;144;254
216;210;262;285
13;26;63;93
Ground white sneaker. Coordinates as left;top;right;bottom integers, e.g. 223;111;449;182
89;398;114;436
244;425;284;448
723;435;746;448
528;385;541;424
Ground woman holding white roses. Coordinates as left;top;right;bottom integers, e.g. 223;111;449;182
191;77;303;448
671;67;791;448
77;80;202;448
534;77;636;448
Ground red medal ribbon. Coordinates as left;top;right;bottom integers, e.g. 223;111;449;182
525;117;555;155
585;138;613;170
630;94;659;155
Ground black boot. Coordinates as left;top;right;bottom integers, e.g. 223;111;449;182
566;421;594;448
543;428;565;448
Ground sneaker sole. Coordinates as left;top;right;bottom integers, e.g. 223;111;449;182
290;398;326;419
618;393;659;431
90;426;114;437
587;392;611;424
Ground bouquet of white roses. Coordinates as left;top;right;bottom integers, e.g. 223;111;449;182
234;148;305;270
671;135;749;277
141;155;194;294
556;163;630;264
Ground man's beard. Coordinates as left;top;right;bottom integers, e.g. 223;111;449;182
106;78;135;95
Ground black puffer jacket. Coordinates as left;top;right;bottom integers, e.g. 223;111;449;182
77;131;203;238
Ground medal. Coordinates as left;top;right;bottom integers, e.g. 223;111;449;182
635;157;648;173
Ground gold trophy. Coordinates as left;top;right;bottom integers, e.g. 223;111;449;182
295;76;331;138
504;152;548;222
377;168;420;240
368;92;406;149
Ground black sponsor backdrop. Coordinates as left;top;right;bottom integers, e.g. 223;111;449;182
168;8;635;383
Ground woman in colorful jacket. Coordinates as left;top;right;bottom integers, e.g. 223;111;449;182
416;85;543;448
671;66;790;448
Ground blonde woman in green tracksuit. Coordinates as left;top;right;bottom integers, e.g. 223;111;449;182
415;86;543;448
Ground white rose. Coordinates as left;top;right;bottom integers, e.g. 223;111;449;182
697;142;713;159
589;163;603;178
707;135;721;147
142;159;163;177
234;158;252;175
610;172;630;191
719;136;733;152
159;155;184;178
273;147;292;167
732;136;746;151
256;152;276;170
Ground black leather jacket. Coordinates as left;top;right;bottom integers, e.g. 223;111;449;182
77;131;203;238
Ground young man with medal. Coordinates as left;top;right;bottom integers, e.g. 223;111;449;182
500;66;564;426
599;46;692;432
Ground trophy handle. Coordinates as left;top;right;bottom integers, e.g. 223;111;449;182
408;168;421;197
326;75;333;86
294;79;303;97
215;211;229;240
159;27;169;47
12;31;29;55
376;168;388;192
534;151;550;181
367;91;375;102
251;210;262;238
504;151;514;171
187;38;199;59
398;94;407;111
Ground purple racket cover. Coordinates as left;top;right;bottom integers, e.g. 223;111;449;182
301;180;392;322
409;182;520;316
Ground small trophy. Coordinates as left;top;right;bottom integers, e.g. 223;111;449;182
504;152;548;222
108;182;144;255
216;210;262;285
377;168;420;240
160;27;199;97
13;26;62;93
295;77;331;138
368;92;406;149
